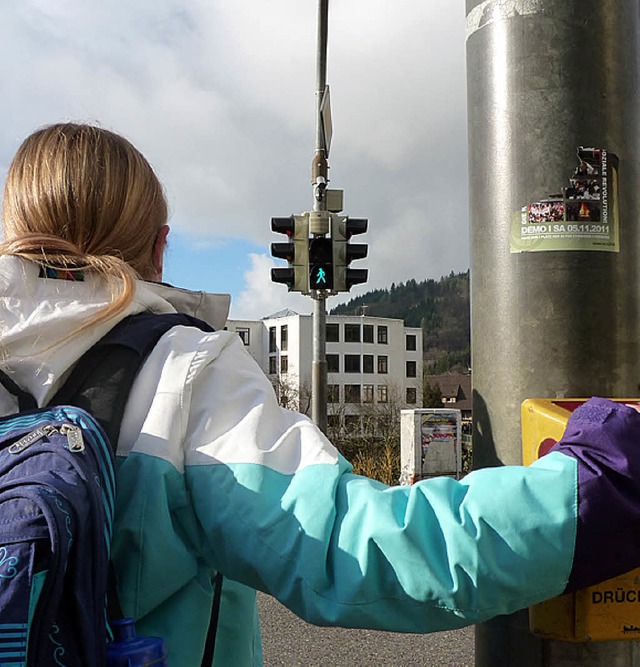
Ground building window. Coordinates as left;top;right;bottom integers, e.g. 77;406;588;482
363;324;374;343
363;355;374;373
378;355;388;374
326;323;339;342
328;384;340;403
345;384;361;403
406;387;417;404
345;323;361;343
281;325;288;352
269;327;277;353
344;415;361;433
280;356;288;374
406;360;417;378
328;414;341;430
327;354;340;373
406;334;417;351
236;327;250;346
344;354;361;373
363;384;374;403
378;326;388;344
379;415;392;430
377;385;388;403
269;357;277;375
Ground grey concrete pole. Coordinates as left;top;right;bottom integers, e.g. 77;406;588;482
466;1;640;665
311;0;329;433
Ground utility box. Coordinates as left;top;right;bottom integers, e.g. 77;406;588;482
523;398;640;642
400;409;461;485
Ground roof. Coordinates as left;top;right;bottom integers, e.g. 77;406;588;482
263;308;300;320
426;373;472;412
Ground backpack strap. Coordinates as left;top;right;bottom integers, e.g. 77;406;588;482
201;572;223;667
50;312;214;445
0;367;38;411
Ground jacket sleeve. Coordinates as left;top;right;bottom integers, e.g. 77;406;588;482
182;333;638;633
548;397;640;592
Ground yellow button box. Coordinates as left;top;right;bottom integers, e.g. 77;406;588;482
523;398;640;642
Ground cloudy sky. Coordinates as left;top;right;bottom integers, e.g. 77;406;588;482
0;0;469;320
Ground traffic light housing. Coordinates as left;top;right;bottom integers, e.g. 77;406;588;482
331;214;368;292
271;210;368;294
270;214;310;293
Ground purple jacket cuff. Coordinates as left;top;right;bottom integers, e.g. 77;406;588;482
550;397;640;592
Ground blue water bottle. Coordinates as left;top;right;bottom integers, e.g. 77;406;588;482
107;618;168;666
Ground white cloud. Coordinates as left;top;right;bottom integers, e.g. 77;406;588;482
230;254;312;320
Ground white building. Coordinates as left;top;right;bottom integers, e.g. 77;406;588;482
227;310;423;435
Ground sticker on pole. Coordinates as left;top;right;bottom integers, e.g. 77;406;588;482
511;147;619;253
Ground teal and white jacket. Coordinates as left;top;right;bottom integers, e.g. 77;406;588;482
3;256;639;667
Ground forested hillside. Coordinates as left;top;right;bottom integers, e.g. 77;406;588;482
330;271;470;373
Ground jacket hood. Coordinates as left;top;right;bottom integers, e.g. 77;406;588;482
0;256;230;405
148;281;230;331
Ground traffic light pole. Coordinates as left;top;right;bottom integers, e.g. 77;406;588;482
311;0;329;433
271;0;366;429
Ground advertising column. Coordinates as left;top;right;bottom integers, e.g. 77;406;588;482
400;409;461;484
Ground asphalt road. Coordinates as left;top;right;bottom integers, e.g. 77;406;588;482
257;592;475;666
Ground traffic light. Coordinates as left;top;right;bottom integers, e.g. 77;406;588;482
308;237;333;290
270;214;309;293
331;214;368;292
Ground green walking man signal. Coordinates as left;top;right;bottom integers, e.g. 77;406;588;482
308;237;334;290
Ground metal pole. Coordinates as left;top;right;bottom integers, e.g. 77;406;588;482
312;296;327;432
467;0;640;665
311;0;329;432
315;0;329;162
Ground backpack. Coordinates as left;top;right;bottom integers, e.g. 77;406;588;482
0;312;216;667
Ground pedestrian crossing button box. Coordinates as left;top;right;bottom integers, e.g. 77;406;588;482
522;397;640;642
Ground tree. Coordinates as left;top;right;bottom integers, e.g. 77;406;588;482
271;375;311;415
423;379;443;408
330;383;405;485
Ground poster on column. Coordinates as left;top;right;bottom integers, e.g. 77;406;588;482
400;409;461;484
510;147;619;253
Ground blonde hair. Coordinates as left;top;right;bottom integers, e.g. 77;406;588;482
1;123;167;330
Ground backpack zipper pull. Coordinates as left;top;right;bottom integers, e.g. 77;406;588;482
60;424;85;452
8;424;58;454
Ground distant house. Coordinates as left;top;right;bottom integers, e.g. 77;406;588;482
426;373;472;423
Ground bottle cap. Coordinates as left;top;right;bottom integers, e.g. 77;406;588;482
107;618;168;667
